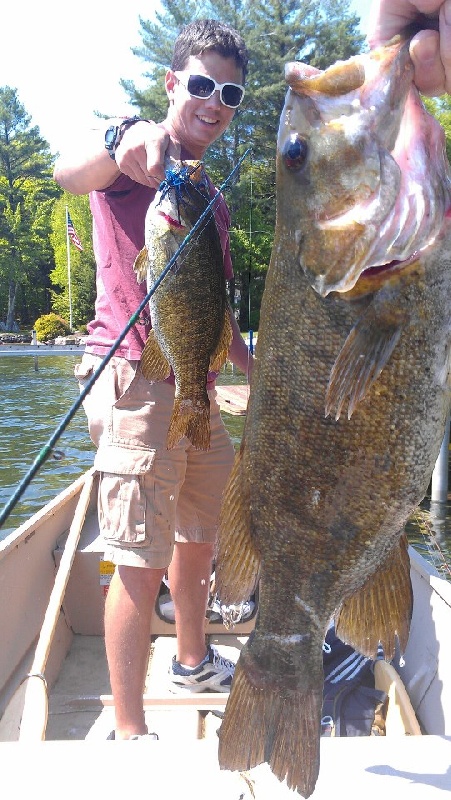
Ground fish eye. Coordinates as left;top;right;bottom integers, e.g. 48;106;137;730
282;134;308;170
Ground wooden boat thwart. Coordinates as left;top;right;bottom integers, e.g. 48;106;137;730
0;386;450;798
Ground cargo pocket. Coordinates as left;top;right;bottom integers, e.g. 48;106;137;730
74;354;119;449
98;473;149;546
74;353;98;388
111;366;161;450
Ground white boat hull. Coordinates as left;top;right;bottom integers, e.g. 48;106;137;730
1;468;450;796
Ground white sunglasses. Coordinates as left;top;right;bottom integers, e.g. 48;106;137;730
174;71;245;108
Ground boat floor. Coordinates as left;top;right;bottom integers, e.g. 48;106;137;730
18;633;450;799
45;632;243;742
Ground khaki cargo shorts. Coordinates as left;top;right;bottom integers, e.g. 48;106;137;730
75;354;235;569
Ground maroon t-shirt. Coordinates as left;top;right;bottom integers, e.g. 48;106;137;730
85;172;233;364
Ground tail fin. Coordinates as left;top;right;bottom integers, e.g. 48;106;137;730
166;396;210;450
218;648;322;798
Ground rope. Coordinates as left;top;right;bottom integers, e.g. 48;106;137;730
0;149;252;529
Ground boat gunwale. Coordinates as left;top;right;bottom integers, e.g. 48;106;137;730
409;546;451;607
0;468;95;558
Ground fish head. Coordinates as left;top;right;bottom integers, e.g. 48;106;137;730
278;37;451;296
156;158;211;229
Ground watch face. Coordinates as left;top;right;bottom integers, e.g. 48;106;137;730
105;125;118;149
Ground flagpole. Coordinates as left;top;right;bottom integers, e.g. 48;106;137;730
65;205;73;330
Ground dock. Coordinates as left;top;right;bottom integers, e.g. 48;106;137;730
215;384;249;415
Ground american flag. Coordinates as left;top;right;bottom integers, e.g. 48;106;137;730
67;212;83;251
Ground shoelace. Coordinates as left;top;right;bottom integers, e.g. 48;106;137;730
212;650;235;673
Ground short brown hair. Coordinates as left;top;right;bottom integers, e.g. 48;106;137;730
171;19;248;81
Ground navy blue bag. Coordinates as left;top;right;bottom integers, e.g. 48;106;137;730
321;625;388;737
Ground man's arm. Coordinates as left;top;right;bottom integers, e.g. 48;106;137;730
227;308;255;382
53;120;177;194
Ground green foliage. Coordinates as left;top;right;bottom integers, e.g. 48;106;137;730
120;0;365;329
50;194;96;329
424;96;451;163
33;312;70;342
0;87;59;330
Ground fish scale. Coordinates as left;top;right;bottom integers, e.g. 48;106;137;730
216;37;451;797
134;159;232;450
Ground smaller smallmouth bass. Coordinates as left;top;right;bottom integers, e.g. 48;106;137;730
134;160;232;450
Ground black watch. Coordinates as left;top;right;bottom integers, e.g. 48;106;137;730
105;116;148;160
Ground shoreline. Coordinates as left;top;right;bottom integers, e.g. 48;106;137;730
0;345;86;356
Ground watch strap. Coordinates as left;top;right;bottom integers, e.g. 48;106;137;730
105;116;149;160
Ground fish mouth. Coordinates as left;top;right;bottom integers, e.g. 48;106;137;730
340;252;422;298
157;211;187;230
361;253;419;279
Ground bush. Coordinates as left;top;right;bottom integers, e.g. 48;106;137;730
33;313;71;342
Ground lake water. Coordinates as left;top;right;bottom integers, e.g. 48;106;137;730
1;353;450;581
0;354;246;540
0;353;95;538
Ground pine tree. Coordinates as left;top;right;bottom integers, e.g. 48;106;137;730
0;87;58;330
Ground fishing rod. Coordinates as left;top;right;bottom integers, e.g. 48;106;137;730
0;148;252;529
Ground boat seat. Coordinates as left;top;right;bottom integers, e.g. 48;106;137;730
374;660;422;736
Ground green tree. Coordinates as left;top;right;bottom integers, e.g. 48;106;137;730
424;95;451;163
50;194;96;330
0;87;58;330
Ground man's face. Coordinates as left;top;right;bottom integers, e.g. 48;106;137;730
165;51;244;156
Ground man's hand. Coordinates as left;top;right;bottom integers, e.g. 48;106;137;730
115;121;181;188
368;0;451;96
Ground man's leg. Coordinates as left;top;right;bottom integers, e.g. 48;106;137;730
168;541;214;666
169;397;235;670
105;564;165;739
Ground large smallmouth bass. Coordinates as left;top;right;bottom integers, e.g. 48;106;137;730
134;160;232;450
216;38;451;797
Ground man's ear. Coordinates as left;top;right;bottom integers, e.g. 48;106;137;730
165;70;177;100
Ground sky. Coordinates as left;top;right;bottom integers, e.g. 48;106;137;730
1;1;371;156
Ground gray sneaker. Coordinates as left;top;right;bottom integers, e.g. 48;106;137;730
107;730;159;740
169;645;235;693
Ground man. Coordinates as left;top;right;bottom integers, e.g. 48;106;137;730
54;19;252;740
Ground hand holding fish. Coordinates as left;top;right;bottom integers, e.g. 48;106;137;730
115;121;181;188
369;0;451;95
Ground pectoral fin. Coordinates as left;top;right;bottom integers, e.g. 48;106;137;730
335;533;413;660
216;443;261;604
210;308;233;372
140;330;171;381
325;301;404;420
133;247;149;283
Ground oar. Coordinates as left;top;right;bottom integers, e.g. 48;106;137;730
19;470;96;741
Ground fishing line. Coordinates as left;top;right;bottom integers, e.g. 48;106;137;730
247;151;254;381
410;508;451;580
178;174;239;257
0;148;252;530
